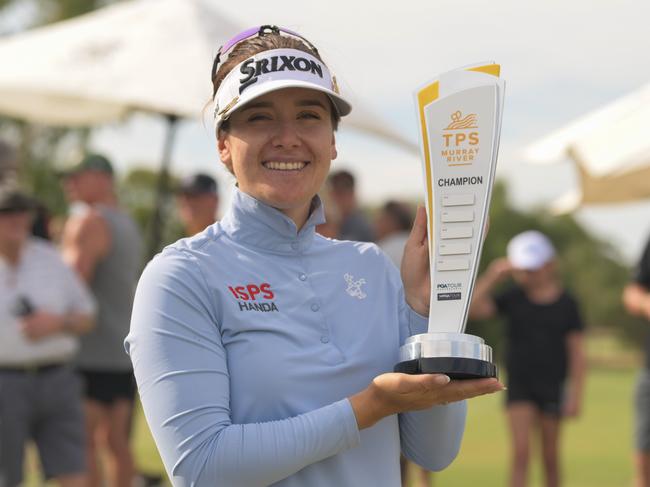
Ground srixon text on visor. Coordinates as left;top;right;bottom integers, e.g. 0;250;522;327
239;55;324;93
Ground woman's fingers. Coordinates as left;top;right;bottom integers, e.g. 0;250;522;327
407;206;428;248
400;206;431;315
354;373;505;428
374;373;503;405
373;372;449;394
398;373;451;393
436;377;504;403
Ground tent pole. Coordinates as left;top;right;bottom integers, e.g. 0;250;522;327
147;113;179;258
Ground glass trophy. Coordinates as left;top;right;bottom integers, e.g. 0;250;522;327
395;63;505;379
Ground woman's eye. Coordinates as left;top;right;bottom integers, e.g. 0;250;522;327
298;111;321;120
248;113;272;122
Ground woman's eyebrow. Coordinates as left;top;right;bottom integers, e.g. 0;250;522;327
296;99;327;109
241;101;273;110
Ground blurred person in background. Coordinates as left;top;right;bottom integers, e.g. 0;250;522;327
175;173;220;237
60;154;143;487
622;233;650;487
315;192;340;238
0;185;95;487
469;230;586;487
375;200;415;268
0;139;51;241
31;202;52;240
314;210;339;238
327;169;375;242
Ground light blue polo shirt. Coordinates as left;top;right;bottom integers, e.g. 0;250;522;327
126;188;466;487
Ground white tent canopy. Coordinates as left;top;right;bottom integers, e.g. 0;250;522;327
0;0;236;123
524;83;650;211
0;0;416;151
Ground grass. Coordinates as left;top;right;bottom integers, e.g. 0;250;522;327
26;333;640;486
132;403;166;477
431;365;636;487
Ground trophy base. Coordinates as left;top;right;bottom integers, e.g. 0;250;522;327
394;357;497;379
395;332;497;380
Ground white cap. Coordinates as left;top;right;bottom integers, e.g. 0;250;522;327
213;48;352;130
507;230;555;270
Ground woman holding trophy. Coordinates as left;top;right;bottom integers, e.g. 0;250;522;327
126;25;503;486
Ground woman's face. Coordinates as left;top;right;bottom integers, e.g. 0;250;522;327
512;261;556;289
0;210;32;247
218;87;337;217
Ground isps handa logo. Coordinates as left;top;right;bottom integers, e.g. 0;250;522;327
441;111;479;166
227;283;279;312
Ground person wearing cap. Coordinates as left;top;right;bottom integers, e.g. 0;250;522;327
470;230;586;487
60;154;143;487
328;170;376;242
126;25;503;487
175;173;219;236
622;234;650;487
375;200;415;268
0;185;95;487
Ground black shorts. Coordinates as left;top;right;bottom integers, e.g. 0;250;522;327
506;378;564;416
78;369;136;405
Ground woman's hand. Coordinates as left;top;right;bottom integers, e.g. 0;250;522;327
401;206;430;316
349;373;504;429
20;311;64;341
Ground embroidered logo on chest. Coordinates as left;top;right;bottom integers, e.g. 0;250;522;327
344;273;367;300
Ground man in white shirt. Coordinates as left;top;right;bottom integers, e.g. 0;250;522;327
0;185;95;487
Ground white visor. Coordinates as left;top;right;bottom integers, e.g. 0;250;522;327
213;48;352;130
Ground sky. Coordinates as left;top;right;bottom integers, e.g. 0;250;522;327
4;0;650;262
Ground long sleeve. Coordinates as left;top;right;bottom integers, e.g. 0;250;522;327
397;285;467;471
125;249;360;487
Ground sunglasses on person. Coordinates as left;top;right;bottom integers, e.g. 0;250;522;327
210;25;319;82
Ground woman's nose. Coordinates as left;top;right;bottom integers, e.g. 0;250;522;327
270;121;301;148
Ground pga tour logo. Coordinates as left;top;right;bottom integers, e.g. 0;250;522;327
437;282;462;301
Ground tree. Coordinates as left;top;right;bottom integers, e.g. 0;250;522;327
466;181;644;360
0;0;115;28
120;167;184;257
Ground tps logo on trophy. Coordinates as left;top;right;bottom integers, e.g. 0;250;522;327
395;63;505;379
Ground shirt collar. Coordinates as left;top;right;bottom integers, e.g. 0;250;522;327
219;188;326;253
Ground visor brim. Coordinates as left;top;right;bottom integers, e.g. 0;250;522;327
217;79;352;129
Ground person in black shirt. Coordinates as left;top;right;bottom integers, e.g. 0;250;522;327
470;230;586;487
623;234;650;487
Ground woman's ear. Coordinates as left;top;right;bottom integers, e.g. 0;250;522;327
217;132;234;173
330;133;337;161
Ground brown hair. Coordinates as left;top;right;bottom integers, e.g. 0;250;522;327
382;201;415;232
328;170;355;192
212;33;341;131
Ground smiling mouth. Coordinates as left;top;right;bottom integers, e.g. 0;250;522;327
263;161;308;171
